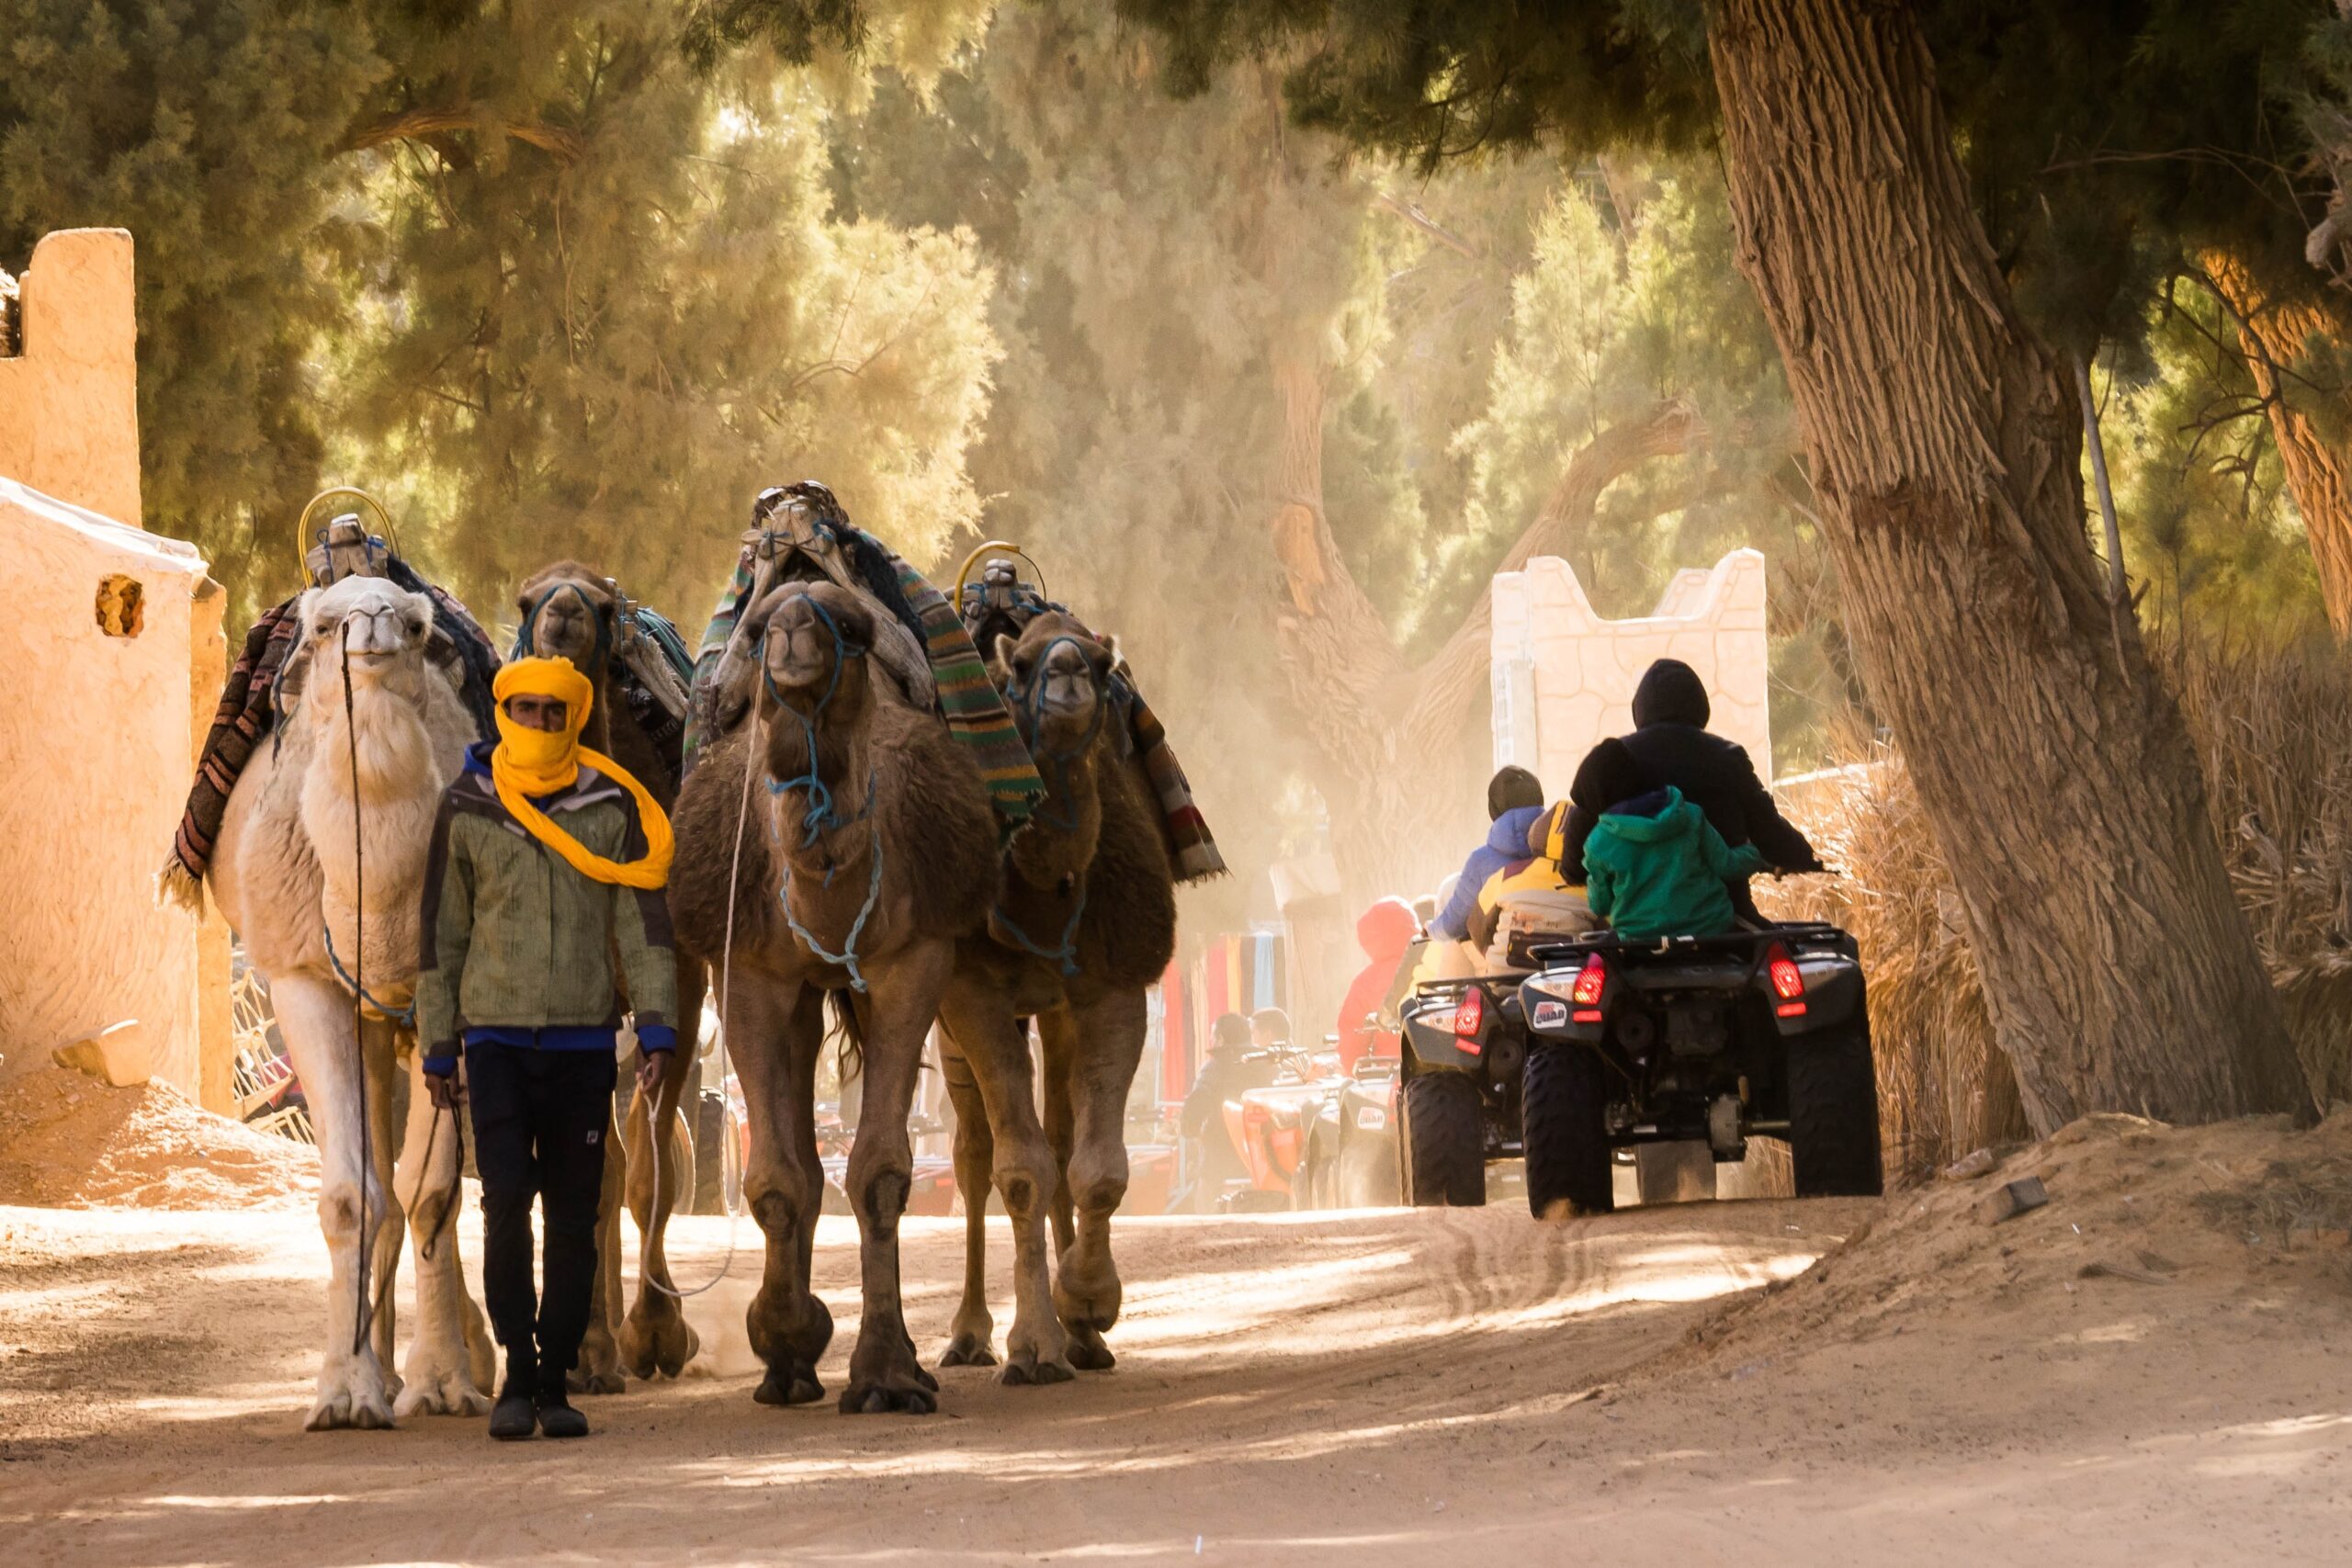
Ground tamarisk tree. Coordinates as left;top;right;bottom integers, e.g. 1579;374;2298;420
1125;0;2311;1130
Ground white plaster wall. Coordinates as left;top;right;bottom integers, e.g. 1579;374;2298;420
1492;549;1772;795
0;479;209;1091
0;231;141;526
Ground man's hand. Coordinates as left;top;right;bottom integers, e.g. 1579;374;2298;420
636;1047;673;1102
425;1068;464;1112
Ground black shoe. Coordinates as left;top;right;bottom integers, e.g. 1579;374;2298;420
535;1384;589;1438
489;1368;537;1441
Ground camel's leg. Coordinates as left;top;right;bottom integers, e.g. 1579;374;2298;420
1036;1005;1110;1371
620;952;706;1379
273;974;397;1430
361;1020;406;1392
1039;1008;1080;1263
938;974;1072;1389
935;1033;998;1368
735;976;834;1407
571;1076;628;1395
839;949;949;1415
393;1044;490;1418
1052;987;1148;1370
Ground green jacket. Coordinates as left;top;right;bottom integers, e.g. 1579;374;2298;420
415;747;677;1067
1584;786;1768;942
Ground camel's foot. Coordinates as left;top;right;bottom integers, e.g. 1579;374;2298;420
619;1299;702;1381
1053;1250;1123;1335
392;1339;492;1418
566;1366;629;1396
753;1355;826;1407
841;1333;941;1416
571;1325;627;1394
306;1358;398;1432
938;1330;998;1368
1066;1322;1116;1372
997;1340;1076;1388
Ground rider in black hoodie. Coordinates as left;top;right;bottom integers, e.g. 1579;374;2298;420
1560;660;1822;923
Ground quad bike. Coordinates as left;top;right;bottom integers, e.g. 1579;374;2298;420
1395;976;1524;1206
1217;1043;1347;1212
1516;922;1883;1217
1295;1045;1403;1209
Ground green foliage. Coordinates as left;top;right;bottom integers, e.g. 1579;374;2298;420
0;1;387;611
2108;288;2328;636
329;4;1001;630
1;0;1001;629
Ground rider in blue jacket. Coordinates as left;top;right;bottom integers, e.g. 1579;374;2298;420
1430;766;1547;941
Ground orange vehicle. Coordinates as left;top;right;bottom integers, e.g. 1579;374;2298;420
1217;1043;1347;1212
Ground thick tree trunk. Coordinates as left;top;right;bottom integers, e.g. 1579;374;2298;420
2200;254;2352;640
1709;0;2307;1130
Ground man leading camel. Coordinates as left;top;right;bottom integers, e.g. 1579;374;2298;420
415;657;679;1440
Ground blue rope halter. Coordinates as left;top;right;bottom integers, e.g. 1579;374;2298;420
759;592;870;847
782;829;885;993
1005;635;1108;834
992;634;1108;976
322;923;416;1028
512;581;612;672
992;891;1086;977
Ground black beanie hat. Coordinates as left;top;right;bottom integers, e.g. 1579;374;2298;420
1632;659;1711;728
1487;764;1544;820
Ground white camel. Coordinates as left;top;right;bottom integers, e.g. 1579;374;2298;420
204;575;494;1428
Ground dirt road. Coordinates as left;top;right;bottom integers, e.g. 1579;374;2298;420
5;1177;2350;1565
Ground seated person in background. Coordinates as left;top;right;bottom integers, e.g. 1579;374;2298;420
1335;897;1418;1072
1562;659;1821;922
1179;1013;1272;1210
1584;781;1768;941
1431;766;1548;941
1464;800;1592;955
1250;1007;1291;1051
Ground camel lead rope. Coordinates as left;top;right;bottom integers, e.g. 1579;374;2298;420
340;626;378;1359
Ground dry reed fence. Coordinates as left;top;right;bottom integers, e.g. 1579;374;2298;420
1767;636;2352;1187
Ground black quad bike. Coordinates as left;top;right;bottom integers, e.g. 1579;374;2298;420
1394;976;1529;1206
1515;923;1883;1217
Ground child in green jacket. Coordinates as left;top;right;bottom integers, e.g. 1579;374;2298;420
1584;785;1768;941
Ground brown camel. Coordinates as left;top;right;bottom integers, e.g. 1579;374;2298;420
936;612;1178;1381
508;560;706;1389
669;581;1000;1412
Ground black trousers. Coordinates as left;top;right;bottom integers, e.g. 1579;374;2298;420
465;1043;616;1380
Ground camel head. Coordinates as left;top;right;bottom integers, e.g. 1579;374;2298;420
286;576;450;722
756;581;876;813
995;612;1118;761
514;561;621;681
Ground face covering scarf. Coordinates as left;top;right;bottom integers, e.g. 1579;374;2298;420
491;657;674;888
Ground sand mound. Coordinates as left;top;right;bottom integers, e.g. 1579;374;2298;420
0;1065;318;1210
1664;1106;2352;1373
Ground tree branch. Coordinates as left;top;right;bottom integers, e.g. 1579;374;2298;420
1373;191;1481;259
346;107;587;164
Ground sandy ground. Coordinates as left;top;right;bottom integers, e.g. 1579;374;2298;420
6;1115;2352;1565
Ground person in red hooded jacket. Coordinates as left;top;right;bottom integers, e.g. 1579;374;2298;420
1336;897;1419;1073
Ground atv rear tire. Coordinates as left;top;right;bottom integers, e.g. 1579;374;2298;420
1521;1044;1613;1218
1401;1073;1487;1207
1788;1021;1884;1198
1634;1140;1718;1205
1338;1135;1399;1208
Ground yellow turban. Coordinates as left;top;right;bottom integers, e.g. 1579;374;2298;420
491;657;673;889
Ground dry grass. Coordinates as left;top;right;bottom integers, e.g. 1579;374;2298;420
1768;635;2352;1186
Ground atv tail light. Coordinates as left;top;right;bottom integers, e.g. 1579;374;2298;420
1765;941;1807;1017
1454;987;1485;1051
1573;1009;1602;1024
1569;953;1608;1007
